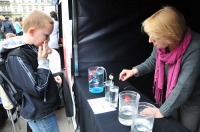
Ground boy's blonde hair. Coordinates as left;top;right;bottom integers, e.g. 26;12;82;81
22;10;54;33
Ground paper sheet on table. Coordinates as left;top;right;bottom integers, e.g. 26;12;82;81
88;97;116;114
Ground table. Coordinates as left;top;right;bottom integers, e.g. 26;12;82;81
74;76;191;132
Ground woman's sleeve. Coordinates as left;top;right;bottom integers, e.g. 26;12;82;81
160;44;200;116
134;47;156;77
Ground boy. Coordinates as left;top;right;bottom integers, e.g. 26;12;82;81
0;10;61;132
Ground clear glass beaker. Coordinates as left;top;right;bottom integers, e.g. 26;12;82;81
118;90;140;126
131;102;156;132
104;80;114;101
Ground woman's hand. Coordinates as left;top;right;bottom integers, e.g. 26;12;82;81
119;68;138;81
155;108;164;118
140;107;164;118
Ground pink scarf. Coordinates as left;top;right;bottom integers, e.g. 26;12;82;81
154;28;192;104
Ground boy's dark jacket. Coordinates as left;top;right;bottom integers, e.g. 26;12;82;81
0;36;61;119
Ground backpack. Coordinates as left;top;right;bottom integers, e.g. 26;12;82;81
0;48;23;109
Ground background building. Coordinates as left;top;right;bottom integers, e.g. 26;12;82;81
0;0;54;19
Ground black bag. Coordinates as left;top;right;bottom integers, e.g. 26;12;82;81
0;48;23;108
0;104;8;126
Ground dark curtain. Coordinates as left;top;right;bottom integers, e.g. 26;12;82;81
69;0;200;100
73;0;162;100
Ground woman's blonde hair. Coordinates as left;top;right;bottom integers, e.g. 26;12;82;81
142;6;187;45
22;10;54;33
0;16;5;21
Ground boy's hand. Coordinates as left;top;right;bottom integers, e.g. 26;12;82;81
54;75;62;86
38;41;52;59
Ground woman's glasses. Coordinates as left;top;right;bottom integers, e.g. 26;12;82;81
149;36;157;42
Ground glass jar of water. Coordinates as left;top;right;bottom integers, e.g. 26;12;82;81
88;66;106;93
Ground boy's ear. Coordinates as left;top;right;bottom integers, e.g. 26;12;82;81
28;28;35;36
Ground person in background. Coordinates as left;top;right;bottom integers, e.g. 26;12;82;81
5;33;15;39
19;17;23;27
0;10;61;132
2;16;16;37
119;6;200;132
0;16;5;41
48;11;60;52
14;17;23;36
19;17;23;34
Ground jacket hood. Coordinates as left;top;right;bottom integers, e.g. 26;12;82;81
0;36;26;56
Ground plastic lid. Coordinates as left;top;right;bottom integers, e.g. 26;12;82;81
125;95;130;101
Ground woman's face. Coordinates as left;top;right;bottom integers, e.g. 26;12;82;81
148;35;169;49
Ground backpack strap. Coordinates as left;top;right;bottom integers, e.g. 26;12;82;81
1;48;25;80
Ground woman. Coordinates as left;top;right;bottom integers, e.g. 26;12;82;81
19;17;23;27
48;11;59;52
119;6;200;132
14;17;23;36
